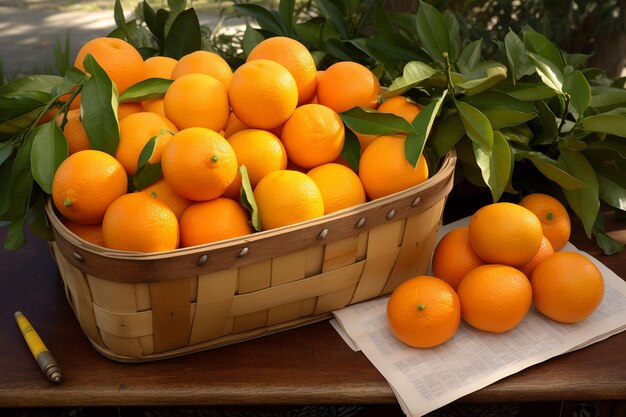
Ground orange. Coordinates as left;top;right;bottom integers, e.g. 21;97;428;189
223;112;249;138
228;59;298;130
353;129;379;152
179;198;252;247
306;163;366;214
61;217;104;246
115;111;178;175
74;37;145;93
531;252;604;323
358;135;429;200
226;129;287;187
247;36;317;105
164;73;230;131
141;178;192;221
457;264;532;333
431;227;486;291
142;98;166;117
386;276;460;348
518;235;554;277
316;61;381;113
171;50;233;88
519;193;571;251
468;202;543;267
52;150;127;225
377;95;421;125
161;127;238;201
118;101;144;120
102;192;179;252
280;103;345;169
144;55;177;79
56;109;91;155
253;170;324;230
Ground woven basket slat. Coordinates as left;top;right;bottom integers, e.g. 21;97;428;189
230;261;364;316
321;233;363;272
238;260;271;293
384;200;445;290
304;246;324;277
349;221;404;304
50;243;104;347
232;310;268;333
98;327;144;357
150;279;191;353
267;250;308;325
189;269;237;344
91;304;151;338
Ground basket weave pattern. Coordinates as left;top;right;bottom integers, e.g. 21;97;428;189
47;151;456;362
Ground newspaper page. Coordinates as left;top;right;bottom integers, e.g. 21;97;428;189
332;217;626;417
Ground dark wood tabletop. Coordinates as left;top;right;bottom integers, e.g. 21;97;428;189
1;188;625;409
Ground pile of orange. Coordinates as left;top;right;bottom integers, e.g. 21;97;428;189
387;194;604;349
52;36;432;253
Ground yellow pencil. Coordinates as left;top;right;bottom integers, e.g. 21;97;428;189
14;311;62;384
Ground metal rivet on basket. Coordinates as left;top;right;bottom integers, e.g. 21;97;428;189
387;209;397;220
237;247;249;257
317;228;329;240
355;217;366;229
412;196;422;207
197;254;208;267
72;252;84;262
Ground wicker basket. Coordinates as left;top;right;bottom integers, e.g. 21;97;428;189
46;150;456;362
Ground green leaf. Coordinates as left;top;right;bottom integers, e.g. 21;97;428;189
0;152;15;217
340;107;415;135
533;100;558;143
457;61;507;96
429;113;465;159
4;213;28;250
457;39;482;72
113;0;130;41
294;18;324;50
0;141;13;166
0;107;44;136
416;0;450;65
382;61;438;97
597;173;626;211
30;121;67;194
593;226;624;255
0;95;50;123
2;133;34;222
456;101;493;151
563;70;591;115
496;81;556;101
443;10;460;60
527;51;564;93
119;78;173;102
513;147;586;190
340;128;360;171
142;0;157;34
81;54;120;155
406;90;447;167
558;148;599;237
239;165;260;232
523;31;564;71
164;0;186;38
501;124;533;145
585;137;626;159
163;8;202;59
504;29;533;81
132;135;164;191
242;24;266;56
590;86;626;112
236;4;285;35
581;108;626;137
473;131;512;202
315;0;349;38
0;74;63;97
278;0;295;36
28;190;52;241
365;33;430;67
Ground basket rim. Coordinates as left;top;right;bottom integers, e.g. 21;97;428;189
47;149;456;282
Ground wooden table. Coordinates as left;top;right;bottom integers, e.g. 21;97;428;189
1;191;625;413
